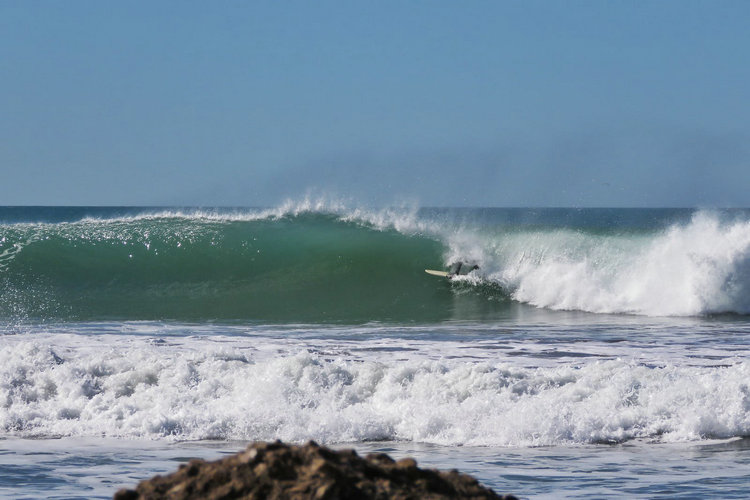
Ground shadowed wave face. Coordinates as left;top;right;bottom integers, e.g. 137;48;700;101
0;208;508;323
2;204;750;324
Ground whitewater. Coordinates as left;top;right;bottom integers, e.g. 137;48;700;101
3;203;750;498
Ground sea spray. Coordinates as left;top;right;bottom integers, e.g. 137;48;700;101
488;211;750;316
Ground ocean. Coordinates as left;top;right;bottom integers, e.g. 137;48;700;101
2;202;750;498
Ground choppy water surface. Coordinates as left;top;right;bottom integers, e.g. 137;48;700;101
4;436;750;499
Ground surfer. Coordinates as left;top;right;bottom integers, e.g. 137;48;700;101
448;261;479;279
424;262;479;280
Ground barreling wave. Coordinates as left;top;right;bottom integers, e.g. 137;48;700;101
0;205;467;323
2;202;750;322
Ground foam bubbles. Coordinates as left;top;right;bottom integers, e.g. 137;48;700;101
2;334;749;446
464;211;750;316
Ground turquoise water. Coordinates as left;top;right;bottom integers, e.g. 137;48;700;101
2;204;750;498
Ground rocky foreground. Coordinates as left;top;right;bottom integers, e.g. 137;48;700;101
114;440;518;499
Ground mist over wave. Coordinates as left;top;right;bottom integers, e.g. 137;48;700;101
2;202;750;321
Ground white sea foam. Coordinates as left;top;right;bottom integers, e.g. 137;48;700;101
2;332;749;446
444;211;750;316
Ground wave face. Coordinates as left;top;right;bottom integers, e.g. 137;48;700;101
2;204;750;321
0;207;454;323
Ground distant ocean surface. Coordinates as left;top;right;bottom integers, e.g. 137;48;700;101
3;203;750;498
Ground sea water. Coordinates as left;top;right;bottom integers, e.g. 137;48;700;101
2;203;750;498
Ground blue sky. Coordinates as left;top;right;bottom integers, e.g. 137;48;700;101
1;1;748;207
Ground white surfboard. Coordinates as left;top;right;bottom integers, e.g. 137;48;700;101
425;269;450;278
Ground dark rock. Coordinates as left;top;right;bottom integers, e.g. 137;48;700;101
114;440;518;500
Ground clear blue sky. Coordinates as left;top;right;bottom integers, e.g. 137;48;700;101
1;1;748;207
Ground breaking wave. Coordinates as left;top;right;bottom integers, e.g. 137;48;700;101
2;202;750;321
